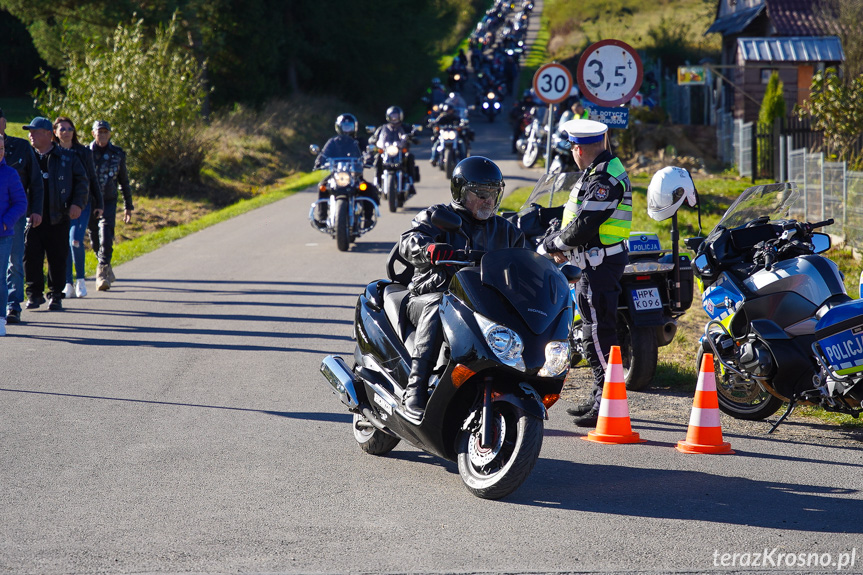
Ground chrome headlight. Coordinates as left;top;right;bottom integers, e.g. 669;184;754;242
385;144;399;157
475;313;525;371
538;341;571;377
487;91;496;100
441;130;457;141
333;171;351;187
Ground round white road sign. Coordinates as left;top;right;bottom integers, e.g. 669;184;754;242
532;63;573;105
577;39;643;107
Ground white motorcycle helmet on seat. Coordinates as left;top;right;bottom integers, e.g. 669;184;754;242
647;166;697;221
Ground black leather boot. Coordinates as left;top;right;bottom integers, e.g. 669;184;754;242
403;359;431;417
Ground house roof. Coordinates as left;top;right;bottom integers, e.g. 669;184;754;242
766;0;830;35
737;36;845;62
707;4;765;35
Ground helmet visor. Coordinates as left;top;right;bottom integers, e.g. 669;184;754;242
339;120;356;134
465;182;504;209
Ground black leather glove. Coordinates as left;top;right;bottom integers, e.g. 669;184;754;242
427;243;456;264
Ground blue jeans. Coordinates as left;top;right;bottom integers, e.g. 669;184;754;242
0;235;12;315
5;216;26;312
66;202;92;283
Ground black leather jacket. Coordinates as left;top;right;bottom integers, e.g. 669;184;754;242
71;143;103;211
89;141;133;210
39;145;88;225
399;202;525;295
2;134;44;217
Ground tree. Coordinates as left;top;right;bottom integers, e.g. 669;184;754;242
758;71;785;128
35;14;210;193
798;67;863;167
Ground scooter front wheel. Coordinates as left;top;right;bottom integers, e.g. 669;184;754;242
697;349;784;420
353;413;400;455
456;404;543;500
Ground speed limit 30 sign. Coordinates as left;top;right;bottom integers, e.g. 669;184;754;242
532;63;573;105
577;39;643;107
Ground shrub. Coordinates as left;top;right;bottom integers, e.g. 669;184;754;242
34;13;209;195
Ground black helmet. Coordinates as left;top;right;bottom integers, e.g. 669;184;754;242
335;113;357;137
385;106;403;125
450;156;505;209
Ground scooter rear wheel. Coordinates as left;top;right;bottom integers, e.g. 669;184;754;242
618;312;658;391
456;404;543;500
353;413;400;455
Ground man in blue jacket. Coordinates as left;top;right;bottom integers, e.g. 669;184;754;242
0;137;28;335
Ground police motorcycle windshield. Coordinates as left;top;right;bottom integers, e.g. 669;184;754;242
479;248;571;335
516;171;584;215
714;182;800;231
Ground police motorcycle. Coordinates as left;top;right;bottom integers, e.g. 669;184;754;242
308;148;379;252
320;209;581;499
367;124;421;213
504;167;697;390
687;181;863;430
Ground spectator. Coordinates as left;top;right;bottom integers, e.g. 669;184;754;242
1;108;44;325
53;117;103;299
88;120;133;291
0;138;28;336
22;117;88;311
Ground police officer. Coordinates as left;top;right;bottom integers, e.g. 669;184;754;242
397;157;524;417
540;119;632;427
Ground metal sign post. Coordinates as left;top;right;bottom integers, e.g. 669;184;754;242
533;63;573;174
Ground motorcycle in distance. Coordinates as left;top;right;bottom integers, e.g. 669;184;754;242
320;209;581;499
480;87;504;122
686;181;863;430
547;132;577;174
520;105;549;168
503;169;697;390
308;147;379;252
366;124;422;213
430;118;471;179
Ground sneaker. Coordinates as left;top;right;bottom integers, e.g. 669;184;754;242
5;309;21;324
63;283;75;299
48;297;63;311
25;295;46;309
565;401;595;417
573;408;599;428
75;278;88;298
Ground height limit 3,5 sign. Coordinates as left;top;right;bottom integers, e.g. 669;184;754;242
532;63;573;105
577;39;642;108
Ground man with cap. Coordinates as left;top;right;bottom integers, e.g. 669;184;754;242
22;117;88;311
539;118;632;427
1;108;44;324
88;120;133;291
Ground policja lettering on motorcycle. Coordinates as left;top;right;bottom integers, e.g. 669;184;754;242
540;118;632;427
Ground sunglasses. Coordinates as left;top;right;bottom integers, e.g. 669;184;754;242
467;187;501;201
56;127;75;133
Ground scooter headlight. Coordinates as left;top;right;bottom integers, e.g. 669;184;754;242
475;313;525;371
538;341;571;377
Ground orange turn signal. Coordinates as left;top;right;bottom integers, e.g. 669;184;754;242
359;182;368;191
319;184;327;192
451;364;476;388
542;394;560;408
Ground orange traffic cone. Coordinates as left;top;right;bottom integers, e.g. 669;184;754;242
676;353;734;454
583;346;646;444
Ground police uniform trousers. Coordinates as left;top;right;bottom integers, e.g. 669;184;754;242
575;250;627;408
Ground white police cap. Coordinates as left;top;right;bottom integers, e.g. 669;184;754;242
562;118;608;145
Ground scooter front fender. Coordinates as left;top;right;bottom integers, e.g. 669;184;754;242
493;382;548;420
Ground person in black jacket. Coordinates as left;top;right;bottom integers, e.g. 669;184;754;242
397;156;525;417
53;117;103;299
88;120;133;291
0;108;44;324
22;117;88;311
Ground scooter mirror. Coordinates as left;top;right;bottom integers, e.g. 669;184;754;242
309;144;320;156
365;125;376;134
693;253;711;276
431;208;462;233
561;264;581;283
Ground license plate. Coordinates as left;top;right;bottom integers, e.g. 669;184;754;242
817;326;863;375
632;287;662;311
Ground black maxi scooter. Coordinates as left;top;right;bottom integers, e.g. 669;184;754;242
321;209;580;499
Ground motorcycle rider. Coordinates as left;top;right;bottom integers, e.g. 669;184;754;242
313;113;379;226
539;119;632;427
509;89;537;154
370;106;418;196
427;103;462;168
398;156;525;417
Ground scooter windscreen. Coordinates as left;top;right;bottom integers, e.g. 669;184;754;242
480;248;570;334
